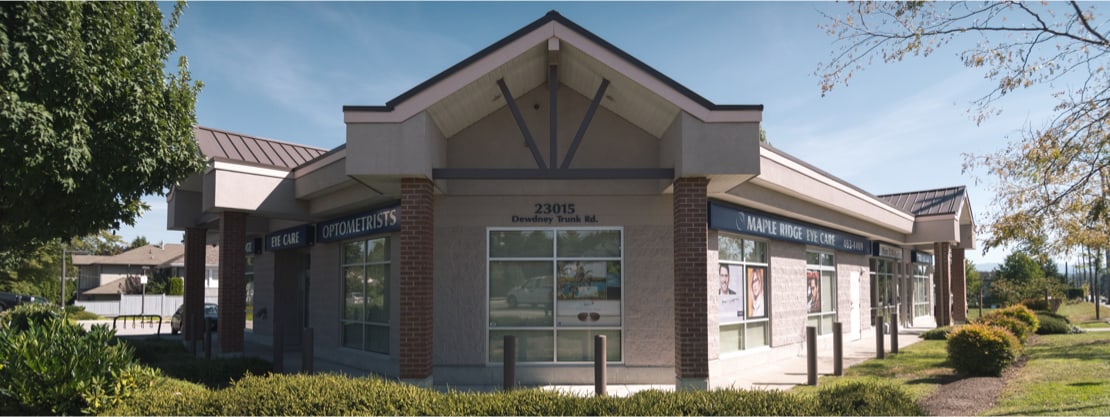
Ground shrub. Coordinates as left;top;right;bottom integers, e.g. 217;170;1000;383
0;316;149;415
168;277;184;295
976;314;1033;343
0;302;63;331
102;376;214;416
123;338;272;388
815;380;923;416
1035;312;1073;335
65;305;102;320
947;323;1021;376
994;305;1040;333
919;326;955;340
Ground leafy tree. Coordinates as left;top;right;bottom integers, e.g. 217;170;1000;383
128;236;151;251
966;259;982;307
0;240;64;303
818;1;1110;255
0;1;203;256
992;251;1063;306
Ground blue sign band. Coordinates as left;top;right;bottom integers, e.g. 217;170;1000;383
708;201;870;254
316;204;400;243
266;225;314;251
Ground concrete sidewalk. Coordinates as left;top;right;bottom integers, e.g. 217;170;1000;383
230;322;929;397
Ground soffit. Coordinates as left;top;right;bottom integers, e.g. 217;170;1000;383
347;11;760;140
425;41;680;139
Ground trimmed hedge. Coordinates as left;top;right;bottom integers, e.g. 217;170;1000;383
107;372;919;416
1034;311;1074;334
993;305;1040;333
947;323;1021;376
976;314;1033;343
919;326;955;340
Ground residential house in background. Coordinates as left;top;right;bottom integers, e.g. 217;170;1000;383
74;243;221;301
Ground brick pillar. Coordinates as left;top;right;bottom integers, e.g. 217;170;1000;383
673;177;710;390
933;242;951;326
184;227;206;342
218;211;247;353
399;178;434;385
951;248;967;323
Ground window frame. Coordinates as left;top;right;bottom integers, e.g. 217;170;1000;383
339;236;392;355
486;227;624;365
717;233;771;354
805;249;837;335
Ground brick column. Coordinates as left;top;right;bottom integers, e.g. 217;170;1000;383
951;248;967;323
673;177;710;390
399;178;434;385
218;211;247;353
184;227;206;342
933;242;951;326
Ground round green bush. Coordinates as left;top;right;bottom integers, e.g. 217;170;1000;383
994;305;1040;333
815;380;922;416
947;323;1021;376
977;314;1033;343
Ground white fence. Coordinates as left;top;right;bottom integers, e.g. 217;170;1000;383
75;295;219;317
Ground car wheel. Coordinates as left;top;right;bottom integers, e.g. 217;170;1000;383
507;296;518;308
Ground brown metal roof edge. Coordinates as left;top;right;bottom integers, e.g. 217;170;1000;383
343;10;763;113
195;126;328;154
876;186;968;216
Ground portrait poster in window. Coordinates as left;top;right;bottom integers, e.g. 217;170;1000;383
747;266;767;318
718;264;744;323
806;270;821;313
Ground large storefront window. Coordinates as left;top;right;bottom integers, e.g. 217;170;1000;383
341;237;391;354
806;251;836;334
913;263;931;317
718;234;769;353
488;228;622;363
869;259;896;325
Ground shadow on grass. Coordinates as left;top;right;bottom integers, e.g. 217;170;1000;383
118;336;272;389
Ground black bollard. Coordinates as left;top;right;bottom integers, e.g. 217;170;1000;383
503;335;516;391
890;313;899;354
595;335;607;396
806;326;817;386
832;322;843;376
875;319;885;359
302;327;315;374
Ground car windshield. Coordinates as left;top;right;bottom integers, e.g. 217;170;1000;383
204;305;218;316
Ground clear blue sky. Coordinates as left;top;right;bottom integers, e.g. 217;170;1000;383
122;1;1068;269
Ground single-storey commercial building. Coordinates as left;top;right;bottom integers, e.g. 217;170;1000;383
167;11;974;389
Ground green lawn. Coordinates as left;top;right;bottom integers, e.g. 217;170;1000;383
985;332;1110;416
793;302;1110;415
1056;301;1110;328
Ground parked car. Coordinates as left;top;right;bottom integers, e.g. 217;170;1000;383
0;292;50;312
506;276;552;308
170;303;218;335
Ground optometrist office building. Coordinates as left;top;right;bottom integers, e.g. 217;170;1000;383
168;12;975;389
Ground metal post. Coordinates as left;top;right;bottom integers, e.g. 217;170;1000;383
274;327;284;373
806;326;818;385
890;312;899;354
503;335;516;391
302;327;314;374
595;335;607;396
832;322;843;376
60;248;66;308
875;319;885;359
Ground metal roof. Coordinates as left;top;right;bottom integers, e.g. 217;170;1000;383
877;186;967;216
194;126;327;169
